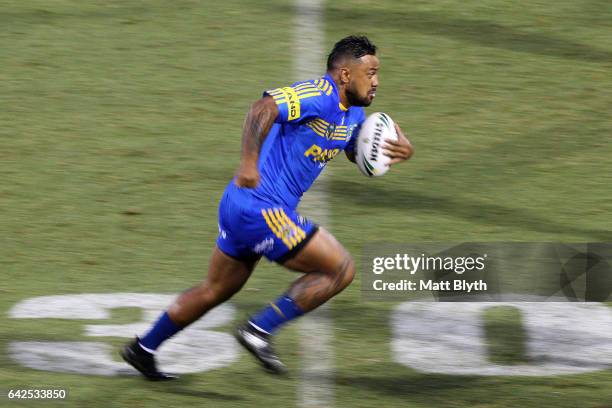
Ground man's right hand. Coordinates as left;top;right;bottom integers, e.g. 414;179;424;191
234;164;260;188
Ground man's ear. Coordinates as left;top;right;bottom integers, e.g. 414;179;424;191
339;67;351;85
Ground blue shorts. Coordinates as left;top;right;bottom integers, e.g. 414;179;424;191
216;184;318;263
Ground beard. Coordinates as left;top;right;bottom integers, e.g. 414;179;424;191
346;86;372;107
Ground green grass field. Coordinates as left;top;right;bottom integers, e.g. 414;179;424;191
2;1;611;407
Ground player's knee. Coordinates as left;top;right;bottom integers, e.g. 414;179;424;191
197;281;231;304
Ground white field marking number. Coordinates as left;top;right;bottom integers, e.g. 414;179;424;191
9;295;612;377
392;301;612;376
8;293;238;376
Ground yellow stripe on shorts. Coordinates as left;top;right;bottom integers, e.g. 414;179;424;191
273;208;299;247
279;209;306;241
262;208;295;249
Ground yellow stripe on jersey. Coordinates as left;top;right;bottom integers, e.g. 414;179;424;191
311;117;330;128
295;82;322;99
306;118;350;141
307;127;325;138
309;122;328;135
296;91;320;98
309;122;328;138
268;89;285;102
296;91;321;99
314;78;333;95
294;82;317;91
271;83;320;95
307;122;327;138
266;88;283;95
322;81;331;94
267;85;327;121
310;117;327;126
295;86;319;94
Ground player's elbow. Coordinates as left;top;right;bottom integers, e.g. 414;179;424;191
337;255;356;290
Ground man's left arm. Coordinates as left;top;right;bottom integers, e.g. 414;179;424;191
345;150;356;163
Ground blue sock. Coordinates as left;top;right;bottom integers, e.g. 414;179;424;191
139;312;183;353
249;295;304;334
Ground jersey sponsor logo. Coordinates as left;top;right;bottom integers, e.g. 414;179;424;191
253;237;274;254
279;87;300;121
267;82;325;122
323;123;336;140
267;87;301;121
304;144;341;163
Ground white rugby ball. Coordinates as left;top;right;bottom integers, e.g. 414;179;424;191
355;112;398;177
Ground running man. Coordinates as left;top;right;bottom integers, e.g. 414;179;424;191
122;35;414;379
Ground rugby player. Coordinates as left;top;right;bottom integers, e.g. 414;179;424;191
122;35;414;380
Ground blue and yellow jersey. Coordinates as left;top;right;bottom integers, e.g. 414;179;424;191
230;74;366;209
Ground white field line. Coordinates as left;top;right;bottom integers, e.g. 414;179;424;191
294;1;335;407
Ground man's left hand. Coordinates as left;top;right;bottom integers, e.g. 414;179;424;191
383;123;414;165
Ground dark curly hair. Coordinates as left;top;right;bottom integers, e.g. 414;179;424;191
326;35;377;71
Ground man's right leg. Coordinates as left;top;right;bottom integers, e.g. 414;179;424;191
283;227;355;312
122;246;258;380
236;227;355;373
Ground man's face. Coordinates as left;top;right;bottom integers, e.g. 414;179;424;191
345;54;380;107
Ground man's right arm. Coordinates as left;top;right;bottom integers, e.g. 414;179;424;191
234;96;279;188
